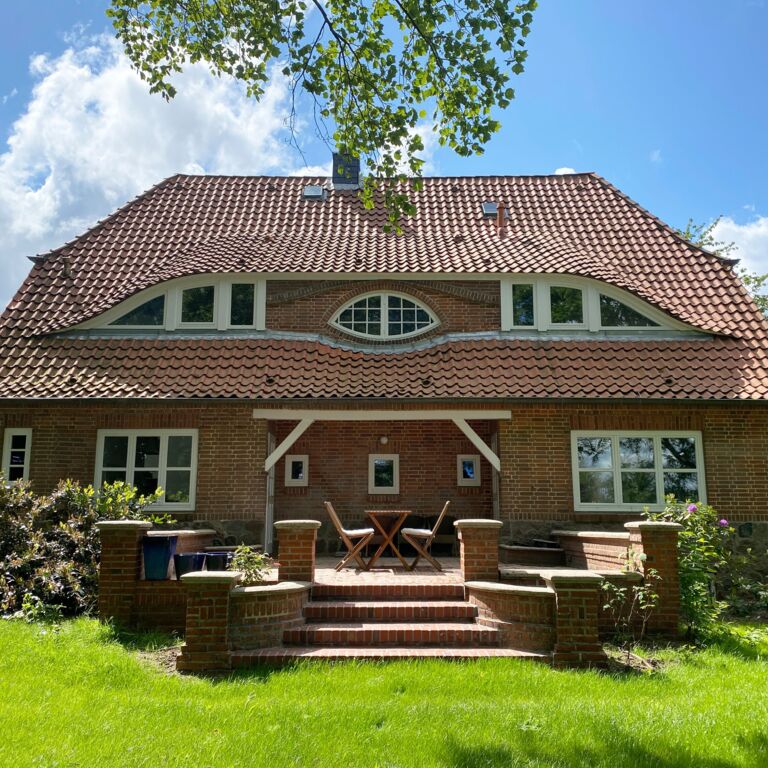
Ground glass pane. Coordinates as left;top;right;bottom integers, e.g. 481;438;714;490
339;309;353;324
135;436;161;469
512;284;535;326
619;438;655;469
8;466;24;481
416;309;429;324
621;472;657;504
133;470;159;496
664;472;699;501
181;286;214;323
577;438;612;469
102;470;127;484
230;283;255;325
402;322;415;334
164;470;191;503
661;438;697;469
600;295;659;327
389;309;402;322
9;451;25;466
110;295;165;326
167;436;192;468
103;436;128;468
579;471;615;503
373;459;395;489
367;322;381;335
10;434;27;450
388;296;402;309
367;296;381;309
290;460;305;481
462;460;476;480
550;286;584;324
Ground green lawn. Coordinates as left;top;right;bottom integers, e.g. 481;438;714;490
1;619;767;768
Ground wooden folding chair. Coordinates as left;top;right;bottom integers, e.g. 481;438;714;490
401;500;451;571
324;501;374;572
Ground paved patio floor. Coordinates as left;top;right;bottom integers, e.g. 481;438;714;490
313;556;462;586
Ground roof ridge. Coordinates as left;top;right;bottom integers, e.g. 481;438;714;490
174;172;600;181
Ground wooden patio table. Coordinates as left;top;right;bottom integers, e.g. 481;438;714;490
364;510;411;569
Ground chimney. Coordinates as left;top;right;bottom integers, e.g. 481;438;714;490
497;202;508;235
332;152;361;189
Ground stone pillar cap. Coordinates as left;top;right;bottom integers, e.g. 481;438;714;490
274;520;322;530
541;569;605;584
624;521;684;531
180;570;242;584
96;520;152;530
454;519;503;529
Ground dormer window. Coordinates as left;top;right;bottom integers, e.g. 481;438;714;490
110;295;165;327
332;292;438;340
599;295;659;327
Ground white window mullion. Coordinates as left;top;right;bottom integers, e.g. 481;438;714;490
127;435;137;488
536;282;549;331
383;295;390;338
158;434;168;504
216;281;228;330
654;436;664;506
165;289;179;331
255;279;267;329
612;435;622;504
500;277;514;331
586;286;600;333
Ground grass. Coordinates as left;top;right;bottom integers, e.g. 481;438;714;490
0;619;767;768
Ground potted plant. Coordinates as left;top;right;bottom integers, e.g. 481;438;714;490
143;534;179;580
173;551;207;578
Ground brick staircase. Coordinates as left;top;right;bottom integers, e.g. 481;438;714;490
230;578;548;666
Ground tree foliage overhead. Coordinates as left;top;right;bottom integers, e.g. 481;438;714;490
107;0;537;226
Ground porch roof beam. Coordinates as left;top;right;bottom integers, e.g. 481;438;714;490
253;408;512;422
452;417;501;473
263;417;314;472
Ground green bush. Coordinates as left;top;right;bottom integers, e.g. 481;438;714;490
644;496;733;637
229;545;274;586
0;477;163;616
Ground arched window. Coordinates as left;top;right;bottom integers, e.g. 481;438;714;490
332;292;438;340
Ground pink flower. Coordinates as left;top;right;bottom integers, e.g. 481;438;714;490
718;519;729;527
687;504;698;513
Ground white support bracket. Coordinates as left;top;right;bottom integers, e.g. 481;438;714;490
263;417;314;472
452;417;501;473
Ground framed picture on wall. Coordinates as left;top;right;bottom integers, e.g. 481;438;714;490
457;454;481;487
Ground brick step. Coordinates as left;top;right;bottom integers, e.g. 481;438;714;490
499;544;566;568
231;646;550;666
283;621;500;647
311;583;465;601
304;600;477;622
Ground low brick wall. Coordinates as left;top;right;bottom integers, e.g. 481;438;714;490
133;581;187;633
466;582;555;652
228;582;311;651
552;530;630;571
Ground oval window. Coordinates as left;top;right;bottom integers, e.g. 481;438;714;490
332;293;438;339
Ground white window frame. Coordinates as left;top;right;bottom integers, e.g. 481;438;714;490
571;430;706;512
284;454;309;487
457;454;481;487
368;453;400;494
2;428;32;483
81;275;267;332
331;291;439;340
94;429;198;511
500;275;694;333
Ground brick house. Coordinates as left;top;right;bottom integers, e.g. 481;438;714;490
2;162;768;562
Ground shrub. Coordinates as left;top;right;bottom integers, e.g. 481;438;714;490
644;495;733;637
0;476;163;617
230;546;274;586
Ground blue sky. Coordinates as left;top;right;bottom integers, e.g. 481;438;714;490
1;0;767;308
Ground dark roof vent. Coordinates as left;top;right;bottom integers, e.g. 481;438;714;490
302;184;327;201
332;152;361;189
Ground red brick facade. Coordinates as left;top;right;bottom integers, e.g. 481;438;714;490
3;399;768;533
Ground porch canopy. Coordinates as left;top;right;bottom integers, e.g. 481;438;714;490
253;408;512;474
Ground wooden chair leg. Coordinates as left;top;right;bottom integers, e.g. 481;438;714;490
337;534;372;571
403;533;442;572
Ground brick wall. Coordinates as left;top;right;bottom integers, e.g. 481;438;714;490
3;399;768;531
0;401;267;522
272;419;495;535
266;279;500;339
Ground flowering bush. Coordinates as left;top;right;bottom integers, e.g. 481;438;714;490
644;495;734;637
230;545;274;586
1;477;163;616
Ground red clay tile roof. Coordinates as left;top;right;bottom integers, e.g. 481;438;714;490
2;173;768;401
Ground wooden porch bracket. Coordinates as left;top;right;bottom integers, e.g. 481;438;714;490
254;408;511;474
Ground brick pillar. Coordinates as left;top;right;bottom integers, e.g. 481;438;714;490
96;520;152;626
625;521;684;636
454;520;503;582
274;520;321;583
543;571;607;668
176;571;241;672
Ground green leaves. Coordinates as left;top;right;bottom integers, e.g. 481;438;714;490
107;0;537;224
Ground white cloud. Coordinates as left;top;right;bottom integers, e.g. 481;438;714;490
650;148;662;164
1;87;17;105
712;216;768;274
554;167;576;175
0;34;296;310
